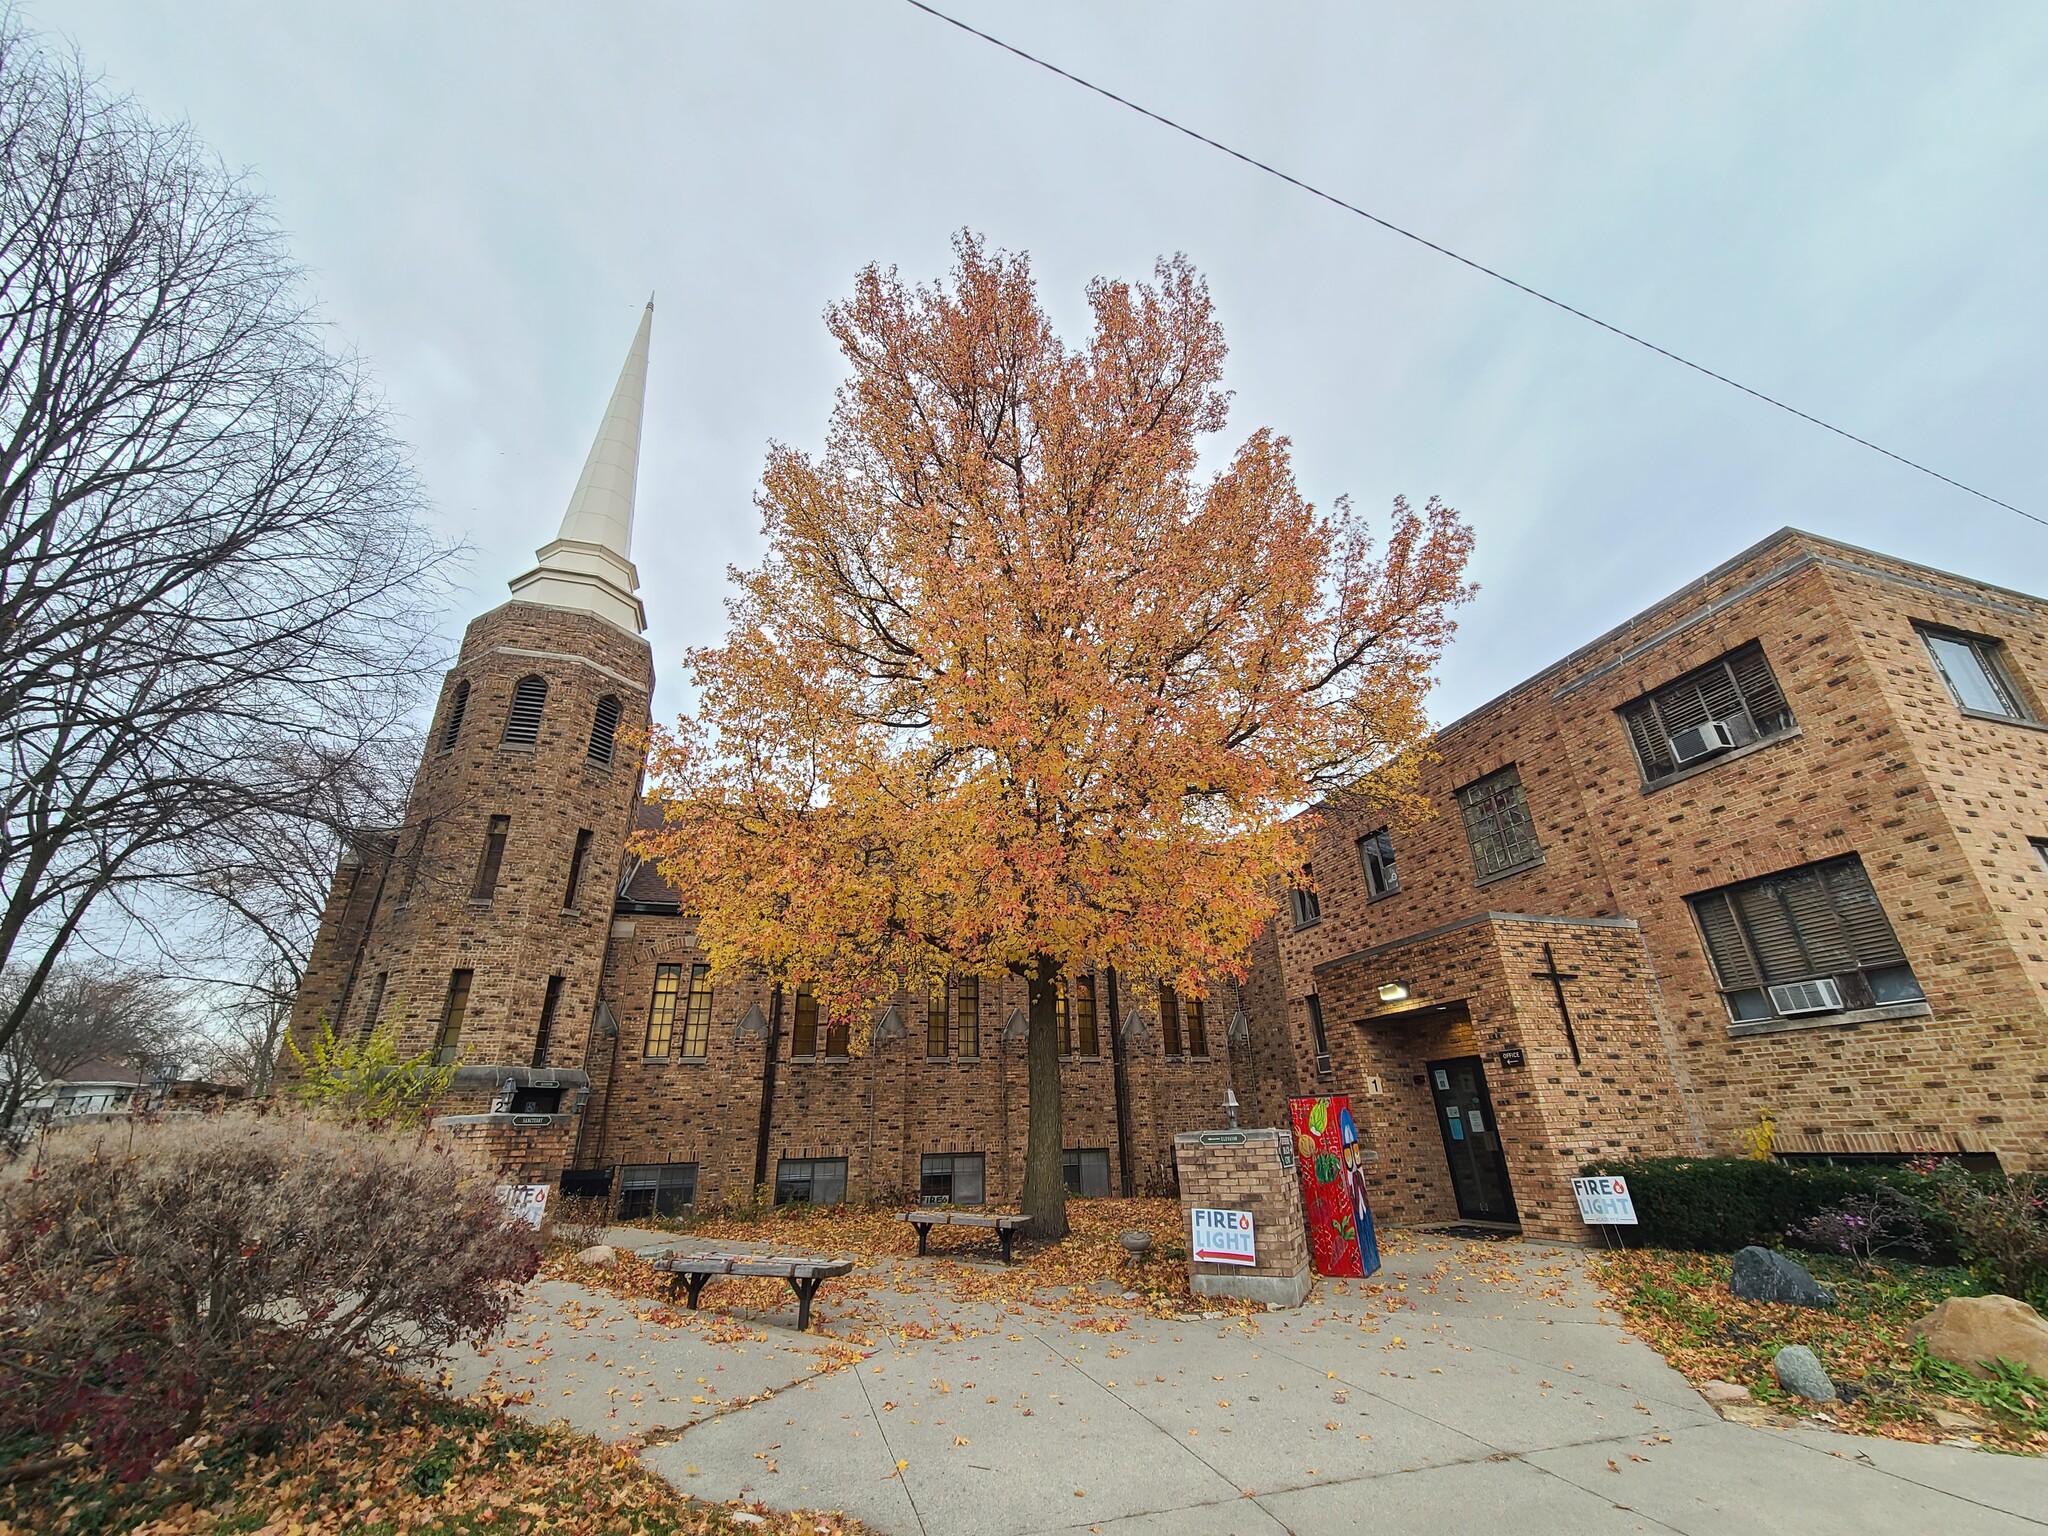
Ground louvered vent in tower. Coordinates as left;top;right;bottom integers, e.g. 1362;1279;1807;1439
503;674;548;747
439;679;469;751
587;694;622;765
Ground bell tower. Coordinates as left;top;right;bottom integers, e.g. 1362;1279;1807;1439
290;303;659;1178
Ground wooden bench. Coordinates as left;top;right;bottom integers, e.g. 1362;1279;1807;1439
900;1209;1032;1263
651;1251;855;1332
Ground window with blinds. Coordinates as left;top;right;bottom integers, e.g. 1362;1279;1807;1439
1687;854;1923;1024
503;674;548;747
1619;641;1794;783
1454;766;1543;879
587;694;623;765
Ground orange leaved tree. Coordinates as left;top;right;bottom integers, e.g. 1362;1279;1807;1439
639;234;1473;1238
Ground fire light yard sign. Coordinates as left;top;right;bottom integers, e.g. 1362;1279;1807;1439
1571;1175;1637;1226
1190;1206;1257;1266
497;1184;551;1229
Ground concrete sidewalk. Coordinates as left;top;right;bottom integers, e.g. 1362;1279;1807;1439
464;1234;2046;1534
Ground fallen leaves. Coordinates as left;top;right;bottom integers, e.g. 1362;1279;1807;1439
1;1376;881;1536
1589;1248;2048;1454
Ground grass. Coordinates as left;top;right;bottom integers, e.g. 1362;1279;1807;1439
0;1376;878;1536
1591;1247;2048;1452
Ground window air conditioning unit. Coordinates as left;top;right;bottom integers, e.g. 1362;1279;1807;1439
1668;718;1738;766
1768;977;1844;1016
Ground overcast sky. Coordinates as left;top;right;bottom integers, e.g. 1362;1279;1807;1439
46;0;2048;728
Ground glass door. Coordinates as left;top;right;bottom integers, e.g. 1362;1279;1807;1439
1427;1055;1518;1223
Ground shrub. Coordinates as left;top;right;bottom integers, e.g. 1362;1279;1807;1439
1786;1183;1931;1266
552;1193;613;1250
0;1112;540;1479
1918;1161;2048;1310
1579;1156;1963;1256
283;1017;456;1125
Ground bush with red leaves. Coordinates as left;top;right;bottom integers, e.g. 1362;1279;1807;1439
0;1112;539;1479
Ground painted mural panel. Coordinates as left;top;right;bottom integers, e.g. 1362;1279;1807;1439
1289;1094;1381;1278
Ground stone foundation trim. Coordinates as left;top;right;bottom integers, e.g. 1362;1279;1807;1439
1192;1264;1311;1306
1726;1001;1933;1038
449;1065;591;1093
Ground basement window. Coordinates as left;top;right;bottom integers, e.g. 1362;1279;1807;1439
920;1153;986;1207
1062;1147;1111;1198
774;1157;847;1206
618;1162;697;1219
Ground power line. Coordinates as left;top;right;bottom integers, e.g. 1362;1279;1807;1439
901;0;2040;529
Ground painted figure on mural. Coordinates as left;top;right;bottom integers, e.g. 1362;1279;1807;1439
1338;1101;1381;1277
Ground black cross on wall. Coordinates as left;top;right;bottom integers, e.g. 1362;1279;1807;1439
1532;941;1583;1066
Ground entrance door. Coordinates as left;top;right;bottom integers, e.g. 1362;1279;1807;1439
1427;1056;1517;1223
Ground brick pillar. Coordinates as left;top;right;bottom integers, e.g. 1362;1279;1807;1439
1173;1126;1311;1307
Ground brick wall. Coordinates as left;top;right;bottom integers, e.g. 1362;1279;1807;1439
289;600;653;1082
1174;1128;1311;1304
1250;529;2048;1218
581;917;1245;1209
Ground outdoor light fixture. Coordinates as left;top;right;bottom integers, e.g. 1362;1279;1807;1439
1377;981;1411;1004
1224;1088;1240;1129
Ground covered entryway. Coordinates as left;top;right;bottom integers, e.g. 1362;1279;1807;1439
1427;1054;1517;1223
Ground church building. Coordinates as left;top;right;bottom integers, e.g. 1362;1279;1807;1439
289;310;2048;1243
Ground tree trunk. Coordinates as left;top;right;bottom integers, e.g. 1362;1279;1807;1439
1020;954;1068;1240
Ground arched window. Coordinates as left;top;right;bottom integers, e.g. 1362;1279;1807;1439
587;694;622;766
503;674;548;746
439;679;469;751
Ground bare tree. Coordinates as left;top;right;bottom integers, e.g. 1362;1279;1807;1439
0;960;182;1134
144;732;421;1094
0;14;456;1057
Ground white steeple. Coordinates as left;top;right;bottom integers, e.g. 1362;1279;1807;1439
507;300;653;634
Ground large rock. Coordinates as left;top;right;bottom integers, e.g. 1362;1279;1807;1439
575;1244;618;1269
1730;1246;1836;1308
1911;1294;2048;1380
1771;1344;1837;1402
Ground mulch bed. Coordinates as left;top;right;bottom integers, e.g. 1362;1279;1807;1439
1590;1248;2047;1453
